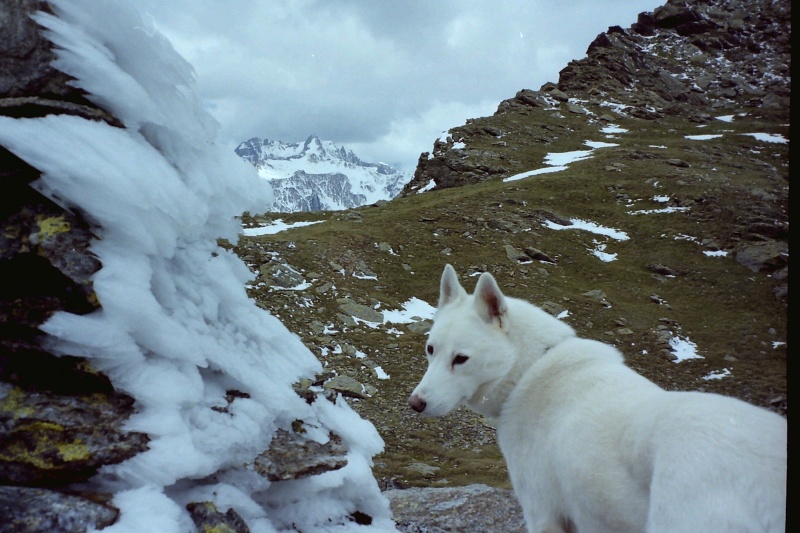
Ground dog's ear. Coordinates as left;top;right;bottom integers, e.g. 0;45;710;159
439;264;467;308
474;272;508;328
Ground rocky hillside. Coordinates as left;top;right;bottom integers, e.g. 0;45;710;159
233;0;788;518
404;0;789;194
236;135;410;212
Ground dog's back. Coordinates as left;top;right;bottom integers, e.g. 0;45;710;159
498;336;787;533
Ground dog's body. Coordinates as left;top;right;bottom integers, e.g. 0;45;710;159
409;265;787;533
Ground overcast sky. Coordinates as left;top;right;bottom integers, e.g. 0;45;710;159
136;0;659;171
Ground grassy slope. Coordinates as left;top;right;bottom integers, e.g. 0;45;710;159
233;106;787;489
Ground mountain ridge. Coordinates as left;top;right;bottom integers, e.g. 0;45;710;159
235;134;410;212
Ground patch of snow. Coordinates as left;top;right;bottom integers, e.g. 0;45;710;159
584;140;619;149
545;149;594;166
669;335;704;363
703;250;728;257
243;219;324;236
742;132;788;144
503;166;567;182
628;206;690;215
382;298;436;324
544;218;629;241
590;242;618;262
685;134;724;140
416;179;437;193
702;368;732;380
600;124;628;134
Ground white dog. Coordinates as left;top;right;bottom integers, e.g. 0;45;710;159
409;265;787;533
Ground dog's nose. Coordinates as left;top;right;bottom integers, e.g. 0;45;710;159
408;395;427;413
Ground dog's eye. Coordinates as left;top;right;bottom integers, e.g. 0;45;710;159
452;354;469;366
426;344;434;356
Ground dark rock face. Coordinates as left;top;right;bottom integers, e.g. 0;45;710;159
0;388;149;487
1;2;153;524
0;0;118;123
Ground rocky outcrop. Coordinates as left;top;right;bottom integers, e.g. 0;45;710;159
1;2;149;525
0;0;118;124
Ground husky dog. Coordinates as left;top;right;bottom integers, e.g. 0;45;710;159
409;264;786;533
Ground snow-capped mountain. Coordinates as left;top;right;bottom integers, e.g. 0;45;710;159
235;135;411;212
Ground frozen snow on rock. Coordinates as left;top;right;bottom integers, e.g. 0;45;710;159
0;1;394;531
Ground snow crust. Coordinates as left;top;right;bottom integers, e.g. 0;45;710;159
0;1;393;530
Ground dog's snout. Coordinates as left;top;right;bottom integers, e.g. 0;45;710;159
408;394;427;413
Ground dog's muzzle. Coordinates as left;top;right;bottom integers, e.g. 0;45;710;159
408;394;427;413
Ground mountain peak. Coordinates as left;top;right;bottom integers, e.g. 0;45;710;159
234;135;411;212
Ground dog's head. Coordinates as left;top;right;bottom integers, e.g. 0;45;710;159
408;264;517;417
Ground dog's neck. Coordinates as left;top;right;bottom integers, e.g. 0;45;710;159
467;349;538;418
467;375;519;418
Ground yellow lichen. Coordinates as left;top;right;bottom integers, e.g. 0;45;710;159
58;440;91;461
0;387;37;419
36;215;71;239
0;420;91;469
202;525;239;533
3;223;21;239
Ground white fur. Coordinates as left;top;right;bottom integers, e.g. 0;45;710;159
409;265;787;533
